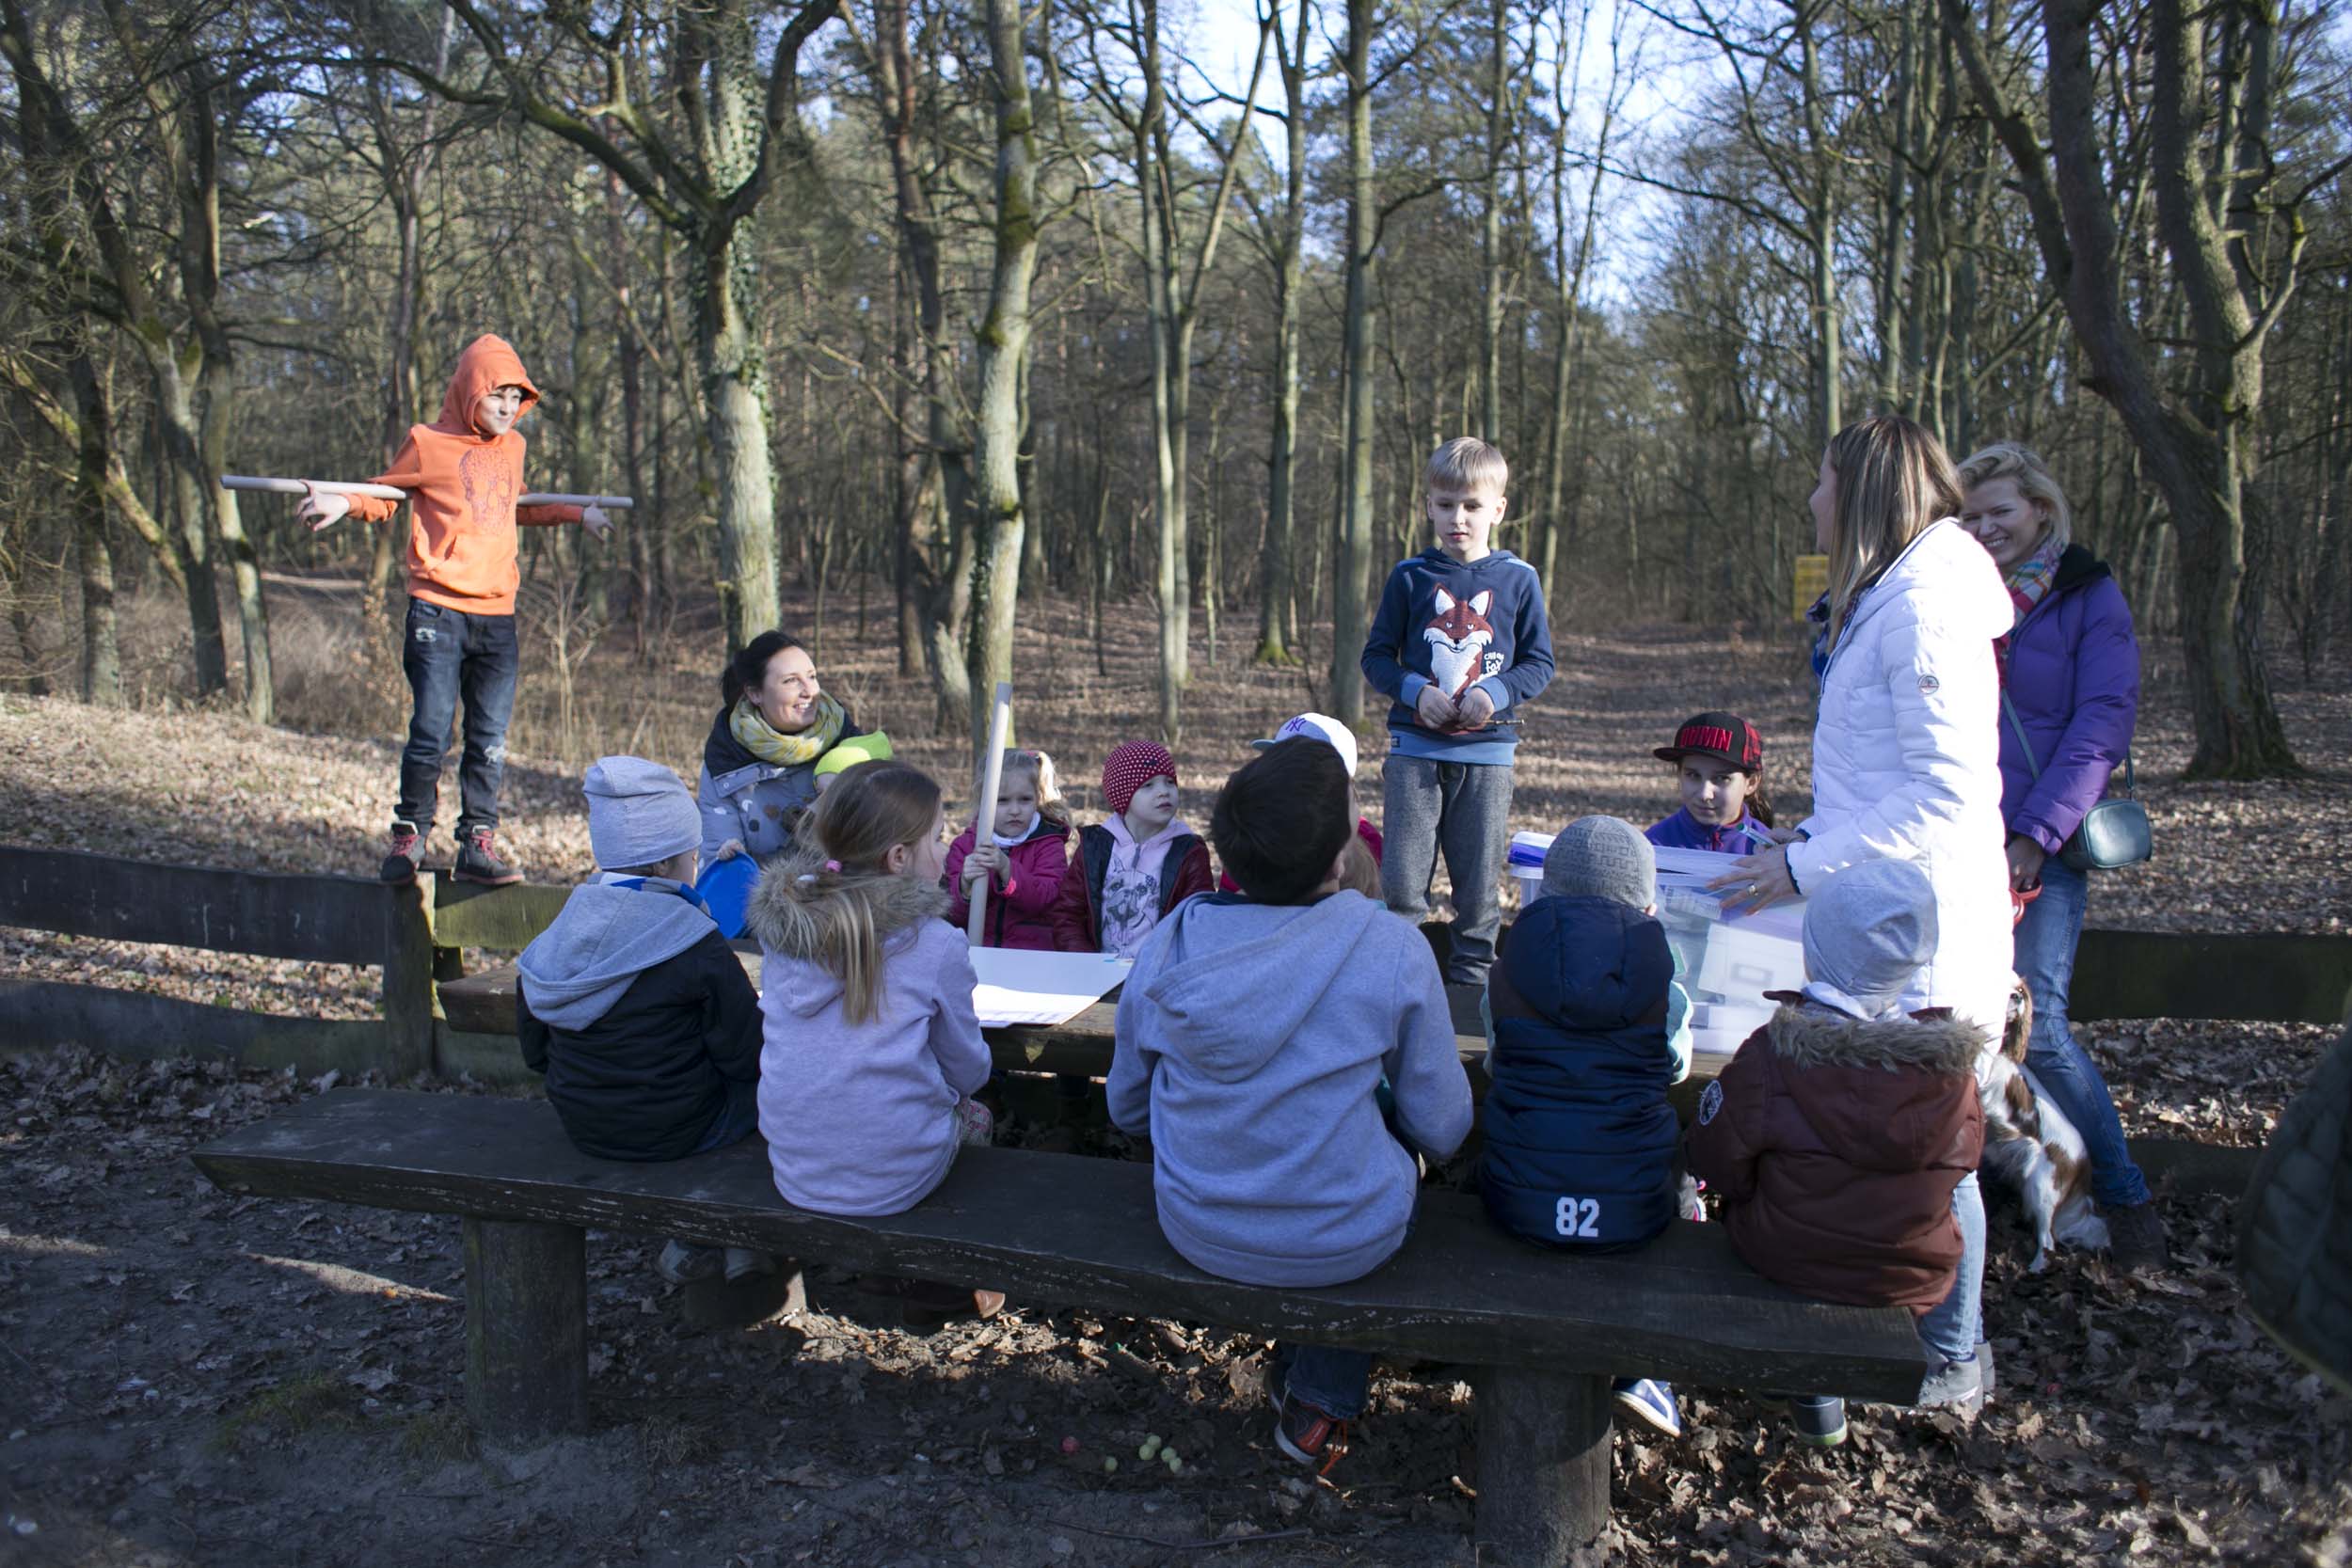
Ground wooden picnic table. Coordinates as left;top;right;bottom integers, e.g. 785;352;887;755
437;951;1728;1115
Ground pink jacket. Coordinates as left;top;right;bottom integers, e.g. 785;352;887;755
945;817;1073;951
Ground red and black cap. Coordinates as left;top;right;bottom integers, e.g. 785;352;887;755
1654;711;1763;771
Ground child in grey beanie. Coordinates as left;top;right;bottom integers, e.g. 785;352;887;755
517;754;770;1288
1541;816;1658;909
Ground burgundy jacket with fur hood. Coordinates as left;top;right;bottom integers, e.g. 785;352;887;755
1686;998;1986;1314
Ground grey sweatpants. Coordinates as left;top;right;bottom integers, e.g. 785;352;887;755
1379;752;1515;984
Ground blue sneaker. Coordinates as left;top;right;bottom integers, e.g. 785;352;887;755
1611;1377;1681;1438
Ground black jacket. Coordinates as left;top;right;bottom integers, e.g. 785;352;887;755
518;929;761;1162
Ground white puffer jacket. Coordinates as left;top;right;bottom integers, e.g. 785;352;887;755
1788;518;2013;1053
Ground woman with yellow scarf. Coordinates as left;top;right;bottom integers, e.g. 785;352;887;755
695;632;874;875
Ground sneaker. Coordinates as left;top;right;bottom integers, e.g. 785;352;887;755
1273;1393;1352;1475
453;827;523;886
723;1247;776;1285
1612;1377;1681;1438
1782;1394;1848;1447
2105;1200;2170;1272
656;1239;722;1284
379;821;425;884
1918;1354;1985;1415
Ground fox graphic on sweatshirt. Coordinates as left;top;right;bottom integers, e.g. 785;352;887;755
340;334;586;616
1424;587;1497;700
1361;547;1555;759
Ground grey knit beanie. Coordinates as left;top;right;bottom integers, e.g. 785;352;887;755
584;755;703;871
1801;858;1939;1019
1540;816;1657;909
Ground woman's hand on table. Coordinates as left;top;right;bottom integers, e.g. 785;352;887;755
1708;844;1799;916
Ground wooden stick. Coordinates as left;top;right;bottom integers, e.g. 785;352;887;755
966;682;1014;944
220;475;635;509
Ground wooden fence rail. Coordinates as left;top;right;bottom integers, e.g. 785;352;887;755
4;845;2348;1088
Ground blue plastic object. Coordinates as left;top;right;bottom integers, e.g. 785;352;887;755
695;855;758;941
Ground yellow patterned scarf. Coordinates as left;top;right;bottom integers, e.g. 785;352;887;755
729;692;845;768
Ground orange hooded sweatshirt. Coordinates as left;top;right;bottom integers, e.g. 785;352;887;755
345;335;583;615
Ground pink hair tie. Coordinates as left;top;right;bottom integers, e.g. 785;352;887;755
824;859;842;873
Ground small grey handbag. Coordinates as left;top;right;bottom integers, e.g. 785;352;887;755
2001;692;2154;872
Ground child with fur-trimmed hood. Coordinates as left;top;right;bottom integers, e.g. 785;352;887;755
1687;859;1986;1315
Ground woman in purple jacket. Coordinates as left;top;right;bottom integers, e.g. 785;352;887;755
1958;442;2165;1271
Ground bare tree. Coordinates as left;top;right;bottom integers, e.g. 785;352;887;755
1946;0;2328;777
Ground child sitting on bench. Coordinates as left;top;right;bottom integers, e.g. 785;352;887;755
1107;737;1472;1475
1481;816;1692;1439
1684;858;1986;1448
744;760;1002;1322
516;756;770;1286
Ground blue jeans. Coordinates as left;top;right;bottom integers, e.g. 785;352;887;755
398;597;519;836
2013;853;2149;1208
691;1078;761;1154
1916;1172;1984;1365
1273;1341;1374;1421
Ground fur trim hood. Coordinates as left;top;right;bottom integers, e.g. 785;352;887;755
1756;999;1985;1177
742;853;950;961
1767;1002;1984;1075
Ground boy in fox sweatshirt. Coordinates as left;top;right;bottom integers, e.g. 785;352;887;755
300;334;614;887
1360;436;1553;985
1108;738;1473;1475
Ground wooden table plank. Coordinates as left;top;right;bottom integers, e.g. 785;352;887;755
437;955;1735;1092
193;1088;1927;1400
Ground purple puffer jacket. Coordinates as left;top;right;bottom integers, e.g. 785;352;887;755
1997;546;2139;856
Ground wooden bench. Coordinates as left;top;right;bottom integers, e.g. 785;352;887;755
192;1088;1927;1565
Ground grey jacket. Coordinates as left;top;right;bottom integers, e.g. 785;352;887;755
695;705;866;865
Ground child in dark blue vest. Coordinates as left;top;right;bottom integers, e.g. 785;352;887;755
1482;816;1690;1437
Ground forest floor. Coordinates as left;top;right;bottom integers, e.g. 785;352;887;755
2;584;2349;1566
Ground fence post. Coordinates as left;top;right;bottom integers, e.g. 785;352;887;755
381;876;437;1078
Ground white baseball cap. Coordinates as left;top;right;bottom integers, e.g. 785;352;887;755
1250;712;1359;778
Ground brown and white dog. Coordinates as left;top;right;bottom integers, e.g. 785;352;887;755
1978;975;2110;1270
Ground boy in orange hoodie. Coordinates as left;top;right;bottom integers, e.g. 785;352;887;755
300;335;612;885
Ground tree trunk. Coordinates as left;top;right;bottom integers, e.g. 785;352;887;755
697;225;780;650
1944;0;2300;778
1329;0;1378;726
1254;8;1307;667
965;0;1040;758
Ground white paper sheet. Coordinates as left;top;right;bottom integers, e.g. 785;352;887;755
968;946;1132;1028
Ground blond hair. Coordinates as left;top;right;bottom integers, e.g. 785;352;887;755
981;748;1072;831
1425;436;1509;496
764;762;942;1025
1957;440;2073;555
1821;416;1965;649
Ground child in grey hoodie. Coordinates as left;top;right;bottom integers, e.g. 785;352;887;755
516;756;765;1284
1108;738;1473;1475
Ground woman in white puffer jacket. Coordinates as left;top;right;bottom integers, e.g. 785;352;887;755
1714;415;2012;1417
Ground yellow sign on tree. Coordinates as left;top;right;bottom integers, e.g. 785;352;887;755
1793;554;1829;621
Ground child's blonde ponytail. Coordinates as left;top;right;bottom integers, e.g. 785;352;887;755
769;763;944;1025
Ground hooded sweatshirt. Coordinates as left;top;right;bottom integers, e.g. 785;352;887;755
1106;891;1474;1287
744;864;990;1218
516;876;760;1162
1050;817;1213;954
1360;546;1555;763
1686;999;1985;1312
342;335;585;615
